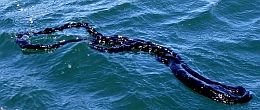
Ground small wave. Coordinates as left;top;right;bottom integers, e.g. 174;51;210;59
4;88;56;109
163;0;220;24
212;0;260;28
189;0;220;13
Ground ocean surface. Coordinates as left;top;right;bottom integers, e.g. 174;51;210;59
0;0;260;109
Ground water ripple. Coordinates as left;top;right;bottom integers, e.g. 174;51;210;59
212;0;260;28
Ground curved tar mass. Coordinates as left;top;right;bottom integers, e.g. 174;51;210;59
15;22;252;104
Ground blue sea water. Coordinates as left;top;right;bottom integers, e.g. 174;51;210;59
0;0;260;109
